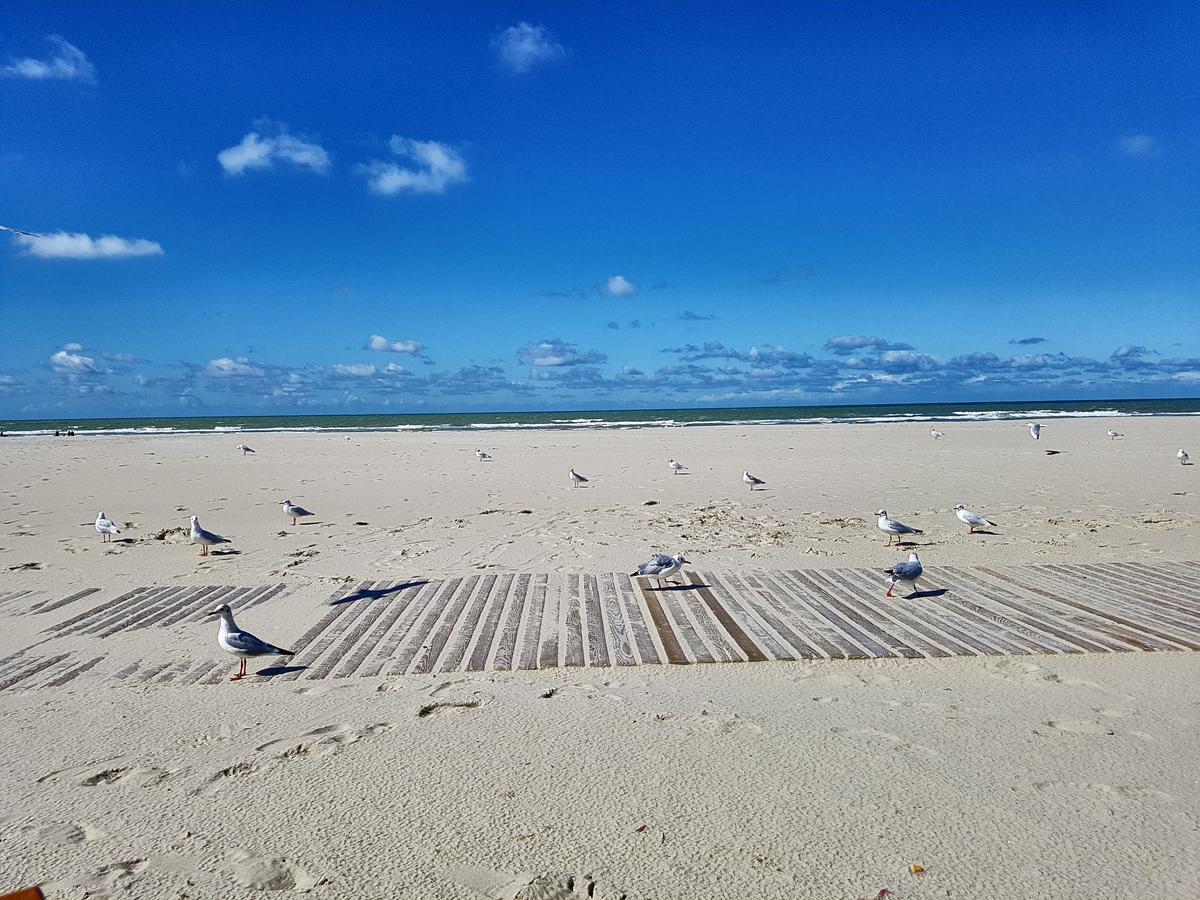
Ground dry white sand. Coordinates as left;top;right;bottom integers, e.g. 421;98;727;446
1;417;1198;898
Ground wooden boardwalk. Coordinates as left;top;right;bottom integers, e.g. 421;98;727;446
0;562;1198;690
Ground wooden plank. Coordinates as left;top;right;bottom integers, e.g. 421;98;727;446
614;574;661;664
272;581;372;682
1113;564;1200;615
356;579;439;678
820;569;955;658
78;586;177;636
128;584;232;633
669;583;742;662
50;586;152;633
43;655;105;688
679;574;765;662
741;572;852;658
331;580;422;678
562;575;586;668
537;574;562;669
465;574;515;671
598;573;637;666
389;578;462;675
518;574;549;670
802;570;923;658
301;581;394;680
414;575;481;674
178;660;224;685
981;566;1191;651
490;574;531;671
652;580;715;663
691;571;788;661
582;575;611;667
636;580;688;664
32;588;100;615
0;654;72;692
1051;564;1200;632
707;572;820;659
771;572;882;658
1024;566;1200;650
245;583;290;609
435;575;499;673
925;568;1088;655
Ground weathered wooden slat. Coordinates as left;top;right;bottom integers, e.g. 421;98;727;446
518;574;549;670
177;660;223;685
245;583;290;609
1105;562;1200;601
43;655;105;688
78;586;178;636
614;574;661;664
352;579;436;678
32;588;99;615
537;574;563;669
979;566;1187;652
1047;565;1200;634
667;581;743;662
467;574;517;671
636;580;688;664
771;572;881;658
709;572;823;659
582;575;611;667
821;569;955;658
744;572;855;658
1022;566;1200;652
331;580;420;678
653;581;716;663
561;575;586;668
389;578;462;675
693;572;791;661
128;584;232;634
302;581;397;680
0;654;72;692
272;581;372;682
598;574;637;666
491;574;531;670
801;570;924;658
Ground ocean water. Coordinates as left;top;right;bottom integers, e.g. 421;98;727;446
1;399;1198;437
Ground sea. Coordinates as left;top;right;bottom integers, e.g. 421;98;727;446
1;398;1198;437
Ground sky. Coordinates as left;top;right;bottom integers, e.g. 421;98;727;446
1;2;1198;418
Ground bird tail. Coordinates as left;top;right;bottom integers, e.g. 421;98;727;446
885;567;896;576
912;528;924;534
628;571;639;577
278;648;294;655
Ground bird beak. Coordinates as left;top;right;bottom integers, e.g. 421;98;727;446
205;609;221;617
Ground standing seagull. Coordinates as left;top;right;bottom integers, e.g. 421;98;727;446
206;603;293;681
95;512;121;542
668;459;686;475
885;553;924;598
235;443;255;455
930;428;945;439
190;515;231;557
876;509;923;546
1106;430;1123;441
953;504;997;534
743;470;766;492
282;499;314;525
1180;449;1191;466
569;468;588;488
1027;422;1043;440
630;552;689;586
476;449;492;461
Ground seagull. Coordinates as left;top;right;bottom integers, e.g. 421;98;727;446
235;443;255;455
885;553;924;598
930;429;945;439
743;470;766;491
1181;449;1191;465
206;603;293;681
953;503;997;534
1106;430;1123;440
569;468;588;488
1027;422;1043;440
668;459;686;475
190;515;231;557
630;552;689;586
95;512;121;542
282;499;314;525
476;449;492;461
876;509;923;546
0;224;37;237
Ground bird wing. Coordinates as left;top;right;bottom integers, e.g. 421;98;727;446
225;629;289;656
292;506;313;516
198;528;229;543
888;561;923;579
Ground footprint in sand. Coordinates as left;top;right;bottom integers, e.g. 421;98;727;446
418;699;482;718
830;725;937;758
227;850;323;893
25;821;107;844
70;765;171;788
1042;719;1116;736
450;865;627;900
1032;780;1171;801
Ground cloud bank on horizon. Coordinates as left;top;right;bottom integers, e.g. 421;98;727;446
0;6;1196;416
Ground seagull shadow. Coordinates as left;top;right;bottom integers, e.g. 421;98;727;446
1044;449;1064;456
110;538;139;545
650;582;710;592
209;548;241;556
968;530;1001;536
256;664;307;678
332;580;429;605
296;520;322;526
904;588;948;599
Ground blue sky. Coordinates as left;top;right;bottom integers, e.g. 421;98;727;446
1;2;1198;417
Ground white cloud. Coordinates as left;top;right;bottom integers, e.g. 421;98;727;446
331;363;377;377
360;137;467;195
1174;371;1200;383
493;22;565;74
12;231;164;260
366;334;424;354
1118;134;1159;158
206;357;265;378
50;349;103;375
517;339;607;367
606;275;636;298
2;35;96;82
218;122;331;176
61;342;83;352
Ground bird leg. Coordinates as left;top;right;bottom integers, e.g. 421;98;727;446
291;517;297;525
201;545;208;557
886;582;895;598
230;659;246;681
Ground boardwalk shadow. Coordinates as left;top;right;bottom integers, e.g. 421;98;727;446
332;580;429;605
257;664;307;678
